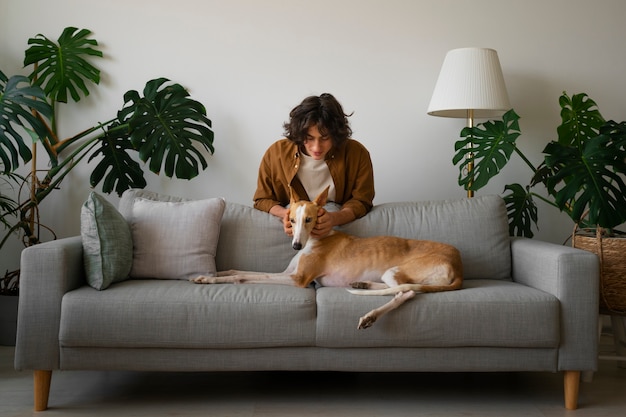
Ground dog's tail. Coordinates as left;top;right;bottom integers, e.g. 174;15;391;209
347;278;462;296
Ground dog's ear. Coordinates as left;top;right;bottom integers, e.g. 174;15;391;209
313;186;329;207
289;186;298;206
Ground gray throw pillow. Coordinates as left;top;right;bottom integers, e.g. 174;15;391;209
81;192;133;290
129;197;226;280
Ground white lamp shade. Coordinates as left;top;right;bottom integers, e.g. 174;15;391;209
427;47;511;119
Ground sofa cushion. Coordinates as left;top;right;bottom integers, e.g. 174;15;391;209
59;280;316;349
129;197;225;280
216;202;296;272
315;280;559;349
119;188;191;216
80;192;133;290
339;195;511;280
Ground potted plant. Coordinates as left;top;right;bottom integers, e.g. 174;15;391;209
0;26;214;251
453;92;626;313
1;172;22;345
0;27;215;343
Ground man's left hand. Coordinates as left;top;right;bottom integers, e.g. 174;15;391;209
311;208;333;238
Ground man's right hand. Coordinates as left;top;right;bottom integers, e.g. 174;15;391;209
269;205;292;236
282;212;292;236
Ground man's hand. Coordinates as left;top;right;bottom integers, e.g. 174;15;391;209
282;211;292;236
311;208;332;238
269;205;292;236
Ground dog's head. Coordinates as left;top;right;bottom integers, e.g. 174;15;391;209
288;186;329;250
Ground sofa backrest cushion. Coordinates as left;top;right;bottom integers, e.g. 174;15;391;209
217;202;297;272
338;195;511;280
120;190;511;280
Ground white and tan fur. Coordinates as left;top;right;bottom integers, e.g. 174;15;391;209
193;187;463;329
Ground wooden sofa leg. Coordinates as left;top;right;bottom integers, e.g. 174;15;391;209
564;370;580;410
34;370;52;411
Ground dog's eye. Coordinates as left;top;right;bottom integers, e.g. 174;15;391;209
305;217;312;223
290;218;295;224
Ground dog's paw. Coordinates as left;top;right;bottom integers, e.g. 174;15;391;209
398;290;417;300
191;276;217;284
357;314;377;330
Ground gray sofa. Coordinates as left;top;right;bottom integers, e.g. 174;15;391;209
15;190;600;411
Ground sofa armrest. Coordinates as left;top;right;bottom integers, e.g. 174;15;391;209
14;236;85;371
510;237;599;371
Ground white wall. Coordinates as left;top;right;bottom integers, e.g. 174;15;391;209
1;0;625;272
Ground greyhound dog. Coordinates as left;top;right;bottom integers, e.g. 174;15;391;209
193;187;463;329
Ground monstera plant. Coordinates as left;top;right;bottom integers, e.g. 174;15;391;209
453;92;626;238
0;27;214;267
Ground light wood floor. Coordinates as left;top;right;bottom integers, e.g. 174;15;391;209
1;318;625;417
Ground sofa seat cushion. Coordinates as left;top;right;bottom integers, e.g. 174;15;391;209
60;280;316;349
315;280;559;348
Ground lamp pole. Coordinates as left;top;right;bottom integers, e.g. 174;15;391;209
466;109;474;198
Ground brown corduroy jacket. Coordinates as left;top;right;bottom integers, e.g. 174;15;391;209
253;138;375;219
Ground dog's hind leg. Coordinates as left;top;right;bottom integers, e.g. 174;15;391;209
350;266;399;290
357;290;416;330
350;281;388;290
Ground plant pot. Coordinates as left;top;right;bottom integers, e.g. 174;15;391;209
0;294;19;346
573;228;626;315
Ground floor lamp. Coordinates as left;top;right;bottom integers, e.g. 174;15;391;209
427;47;511;198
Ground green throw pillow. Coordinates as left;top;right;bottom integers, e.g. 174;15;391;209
81;192;133;290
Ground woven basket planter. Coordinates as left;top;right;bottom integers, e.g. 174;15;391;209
573;227;626;315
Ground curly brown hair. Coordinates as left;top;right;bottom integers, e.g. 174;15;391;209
283;93;353;147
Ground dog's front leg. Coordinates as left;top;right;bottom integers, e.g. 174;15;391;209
192;272;297;285
192;270;276;284
357;291;416;330
192;275;236;284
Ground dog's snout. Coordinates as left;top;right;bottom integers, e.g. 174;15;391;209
292;242;303;250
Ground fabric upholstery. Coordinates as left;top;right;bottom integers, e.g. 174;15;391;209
60;279;316;348
315;280;559;348
118;188;190;217
59;279;559;351
59;346;557;373
129;197;225;280
80;192;133;290
216;202;295;272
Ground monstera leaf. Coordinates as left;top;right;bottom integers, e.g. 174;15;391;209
453;109;521;192
556;93;605;148
601;120;626;152
502;183;538;237
88;121;147;196
118;78;215;181
543;132;626;229
24;27;102;103
541;92;626;229
0;72;53;173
